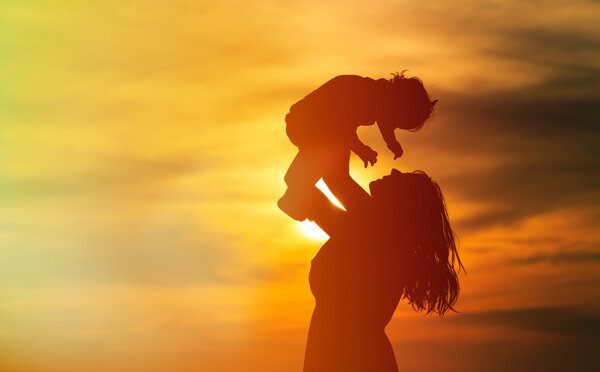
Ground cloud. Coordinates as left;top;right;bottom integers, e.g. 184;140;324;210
394;334;598;372
488;27;600;73
449;306;600;337
509;248;600;266
391;306;600;371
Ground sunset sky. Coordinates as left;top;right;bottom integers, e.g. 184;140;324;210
1;1;599;371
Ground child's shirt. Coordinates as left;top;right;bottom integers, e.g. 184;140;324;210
285;75;379;148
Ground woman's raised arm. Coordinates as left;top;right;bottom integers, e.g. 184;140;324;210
304;188;348;237
322;172;370;213
306;174;370;237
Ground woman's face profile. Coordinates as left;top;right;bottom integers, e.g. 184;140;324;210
369;169;405;197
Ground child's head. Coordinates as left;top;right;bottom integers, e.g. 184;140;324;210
377;71;437;131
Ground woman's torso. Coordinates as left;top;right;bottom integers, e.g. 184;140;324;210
304;217;403;371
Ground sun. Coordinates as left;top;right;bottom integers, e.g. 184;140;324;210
298;219;330;241
297;179;345;240
315;179;345;210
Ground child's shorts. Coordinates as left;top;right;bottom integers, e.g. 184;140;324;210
285;111;338;149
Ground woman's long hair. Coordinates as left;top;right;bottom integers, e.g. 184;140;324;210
373;169;464;316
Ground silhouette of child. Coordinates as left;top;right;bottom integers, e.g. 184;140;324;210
278;72;437;221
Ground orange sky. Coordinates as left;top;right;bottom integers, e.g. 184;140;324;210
1;1;599;371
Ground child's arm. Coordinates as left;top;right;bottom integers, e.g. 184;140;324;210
350;133;378;168
377;122;404;159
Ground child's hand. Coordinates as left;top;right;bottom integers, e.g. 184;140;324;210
393;148;403;160
388;142;404;160
358;146;378;168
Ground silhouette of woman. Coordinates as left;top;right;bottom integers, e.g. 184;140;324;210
301;169;463;372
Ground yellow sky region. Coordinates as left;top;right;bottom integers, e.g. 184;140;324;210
1;1;600;371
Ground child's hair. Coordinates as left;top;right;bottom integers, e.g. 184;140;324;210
385;71;438;131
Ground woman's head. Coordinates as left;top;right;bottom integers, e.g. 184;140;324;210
376;71;437;131
369;169;463;315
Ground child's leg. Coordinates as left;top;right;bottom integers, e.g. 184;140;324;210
283;149;322;188
278;149;324;221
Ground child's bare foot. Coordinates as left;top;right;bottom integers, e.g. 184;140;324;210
278;189;308;221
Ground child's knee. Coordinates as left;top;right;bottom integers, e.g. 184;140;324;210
278;187;311;221
283;169;295;186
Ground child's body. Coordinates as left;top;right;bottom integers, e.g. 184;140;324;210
279;73;437;221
